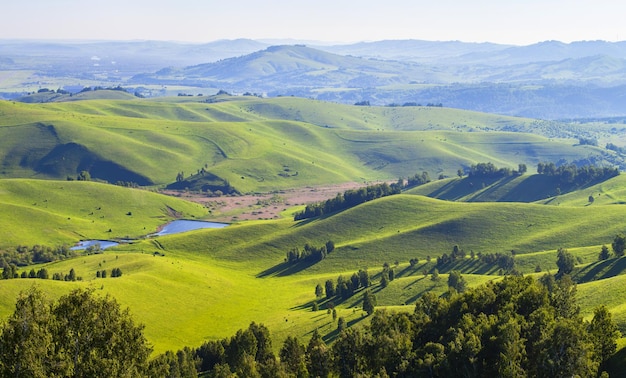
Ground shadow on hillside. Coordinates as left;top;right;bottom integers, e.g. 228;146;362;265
256;259;319;277
425;174;610;203
575;257;626;283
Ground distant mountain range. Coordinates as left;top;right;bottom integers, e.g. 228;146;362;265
5;38;626;119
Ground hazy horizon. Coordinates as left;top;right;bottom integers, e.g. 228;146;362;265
2;1;625;46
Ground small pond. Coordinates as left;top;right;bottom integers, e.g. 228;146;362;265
150;219;229;236
72;220;229;250
71;240;120;251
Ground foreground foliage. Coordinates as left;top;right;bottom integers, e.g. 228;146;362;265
0;287;151;377
153;275;619;377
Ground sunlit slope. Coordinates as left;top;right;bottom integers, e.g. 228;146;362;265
0;97;612;192
0;179;207;246
139;194;626;274
408;172;626;205
2;191;626;354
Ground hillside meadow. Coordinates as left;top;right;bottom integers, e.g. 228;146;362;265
2;179;626;356
0;95;618;193
2;96;626;371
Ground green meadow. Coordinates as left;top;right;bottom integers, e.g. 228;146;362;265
2;95;626;364
0;95;616;193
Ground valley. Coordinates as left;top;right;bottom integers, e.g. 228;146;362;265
1;94;626;375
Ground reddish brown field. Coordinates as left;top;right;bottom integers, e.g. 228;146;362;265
161;182;368;222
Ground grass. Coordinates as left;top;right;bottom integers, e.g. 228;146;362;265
3;96;626;363
0;179;207;246
0;97;617;193
3;180;626;355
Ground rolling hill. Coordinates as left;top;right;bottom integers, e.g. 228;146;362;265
3;95;626;372
1;96;620;193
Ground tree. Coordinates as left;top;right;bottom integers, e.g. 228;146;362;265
612;234;626;257
279;336;307;376
588;305;620;369
599;245;611;261
556;248;575;277
0;288;151;377
51;288;151;377
0;287;54;378
447;270;467;293
324;279;335;299
306;329;331;378
518;163;527;175
588;195;595;204
362;289;377;316
457;168;464;178
315;284;323;298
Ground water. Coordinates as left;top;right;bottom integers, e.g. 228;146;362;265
150;219;229;236
71;240;120;250
72;220;228;250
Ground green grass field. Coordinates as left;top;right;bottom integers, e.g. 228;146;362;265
2;96;626;366
0;96;617;193
2;178;626;355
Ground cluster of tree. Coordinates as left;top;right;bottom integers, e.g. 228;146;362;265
0;288;152;377
436;245;467;267
320;268;372;302
294;182;402;220
0;244;74;267
606;142;626;154
477;251;516;272
2;265;48;280
286;241;335;264
467;162;527;179
596;233;626;261
96;267;123;278
51;268;81;281
536;162;619;185
157;274;619;377
578;137;599;146
406;171;431;187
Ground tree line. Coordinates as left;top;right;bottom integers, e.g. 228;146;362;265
536;161;619;185
294;182;402;221
0;244;75;267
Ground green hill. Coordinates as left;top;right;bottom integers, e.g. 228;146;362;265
0;179;207;246
0;96;618;193
408;171;626;205
3;95;626;365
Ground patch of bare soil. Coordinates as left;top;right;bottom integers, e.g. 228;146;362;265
160;182;370;222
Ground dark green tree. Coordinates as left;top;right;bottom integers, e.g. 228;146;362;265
306;329;331;378
324;279;335;299
362;289;377;316
588;305;620;370
315;284;323;298
599;244;611;261
612;234;626;257
447;270;467;293
0;287;54;378
556;248;575;277
279;336;307;376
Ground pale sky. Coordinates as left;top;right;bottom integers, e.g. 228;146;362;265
2;0;625;45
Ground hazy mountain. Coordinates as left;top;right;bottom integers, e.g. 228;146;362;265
6;38;626;118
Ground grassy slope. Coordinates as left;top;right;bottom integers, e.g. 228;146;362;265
3;184;626;354
408;172;626;205
3;97;626;360
0;97;613;192
0;179;207;246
